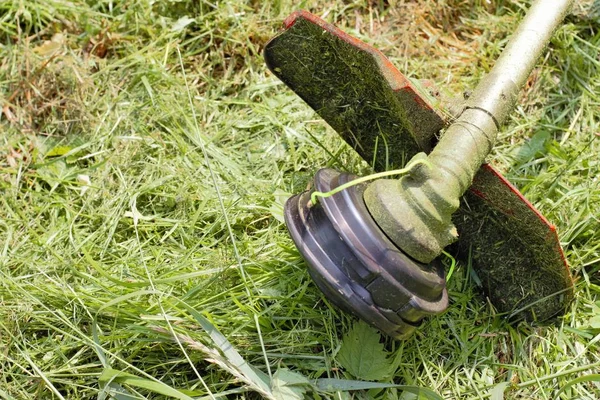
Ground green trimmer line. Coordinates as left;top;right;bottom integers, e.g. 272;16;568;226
265;0;575;339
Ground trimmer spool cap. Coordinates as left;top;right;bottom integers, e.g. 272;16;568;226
284;168;448;339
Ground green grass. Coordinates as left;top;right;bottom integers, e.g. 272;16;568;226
1;0;599;398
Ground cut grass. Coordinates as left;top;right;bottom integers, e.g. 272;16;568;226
1;0;599;399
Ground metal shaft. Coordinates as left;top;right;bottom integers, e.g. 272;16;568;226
364;0;573;263
427;0;574;221
474;0;573;123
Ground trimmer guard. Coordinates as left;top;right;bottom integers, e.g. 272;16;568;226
265;11;573;322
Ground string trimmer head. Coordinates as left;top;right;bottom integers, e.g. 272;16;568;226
265;3;574;339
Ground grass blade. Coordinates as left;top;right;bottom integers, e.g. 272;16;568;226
99;369;194;400
554;374;600;399
178;302;272;394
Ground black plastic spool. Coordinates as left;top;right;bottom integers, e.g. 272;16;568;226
284;168;449;339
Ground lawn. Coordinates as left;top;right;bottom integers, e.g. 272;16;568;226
0;0;599;399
